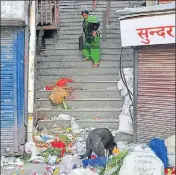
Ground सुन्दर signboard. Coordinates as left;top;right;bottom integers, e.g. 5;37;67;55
120;13;175;47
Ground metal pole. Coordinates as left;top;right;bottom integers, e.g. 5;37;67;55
106;0;111;25
103;10;106;42
27;1;36;142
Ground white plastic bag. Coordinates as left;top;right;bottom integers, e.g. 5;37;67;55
168;154;175;167
59;154;82;174
25;141;42;156
68;168;98;175
118;114;133;135
121;88;128;97
165;135;175;154
119;146;165;175
124;95;132;105
117;79;125;91
121;103;133;116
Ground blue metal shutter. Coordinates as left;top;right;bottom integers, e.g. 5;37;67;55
0;27;25;155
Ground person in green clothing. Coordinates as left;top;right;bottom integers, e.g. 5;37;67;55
81;10;100;67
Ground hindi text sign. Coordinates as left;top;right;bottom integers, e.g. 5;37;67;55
120;14;175;47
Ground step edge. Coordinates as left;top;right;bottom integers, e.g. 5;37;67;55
37;98;123;101
37;108;122;111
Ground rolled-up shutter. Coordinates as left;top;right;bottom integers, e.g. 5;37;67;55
0;27;25;155
158;0;175;4
136;44;175;143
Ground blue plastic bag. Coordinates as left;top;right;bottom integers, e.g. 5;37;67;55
149;138;168;168
82;157;107;168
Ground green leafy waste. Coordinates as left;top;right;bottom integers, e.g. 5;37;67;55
40;147;61;158
99;150;128;175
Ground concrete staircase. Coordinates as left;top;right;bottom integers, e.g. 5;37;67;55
35;0;133;142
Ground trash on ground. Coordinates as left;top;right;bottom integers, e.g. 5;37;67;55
118;145;165;175
149;138;169;168
2;111;174;175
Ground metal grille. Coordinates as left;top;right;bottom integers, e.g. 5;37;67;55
136;44;175;143
0;27;25;155
38;0;60;26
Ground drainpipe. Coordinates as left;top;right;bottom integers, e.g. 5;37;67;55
27;1;36;142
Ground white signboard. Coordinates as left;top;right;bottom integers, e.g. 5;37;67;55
120;14;175;47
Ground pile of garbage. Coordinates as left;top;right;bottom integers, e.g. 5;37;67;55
1;116;175;175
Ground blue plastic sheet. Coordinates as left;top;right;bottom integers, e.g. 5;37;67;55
82;157;107;168
149;138;168;168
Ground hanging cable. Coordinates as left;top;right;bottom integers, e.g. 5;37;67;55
119;47;133;101
119;47;134;121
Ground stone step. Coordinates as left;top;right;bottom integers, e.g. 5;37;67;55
59;22;120;27
37;90;122;99
77;132;133;143
37;119;119;130
57;29;120;35
37;75;120;82
44;38;122;44
37;98;124;109
37;109;122;120
37;60;133;69
59;1;128;6
59;7;125;12
77;1;129;5
37;67;119;76
59;13;120;19
56;34;121;40
45;43;123;49
36;82;119;91
40;49;133;56
37;54;132;62
77;119;119;129
60;18;118;23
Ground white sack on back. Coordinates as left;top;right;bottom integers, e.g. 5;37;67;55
119;146;165;175
118;114;133;135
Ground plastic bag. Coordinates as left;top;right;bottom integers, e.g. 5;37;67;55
118;146;165;175
117;79;125;91
68;168;98;175
165;135;175;154
121;102;133;116
120;88;128;97
82;157;107;168
124;95;132;105
118;114;133;135
58;154;82;174
25;141;43;157
149;138;168;168
167;154;175;167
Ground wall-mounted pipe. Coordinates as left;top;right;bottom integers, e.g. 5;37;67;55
27;1;36;142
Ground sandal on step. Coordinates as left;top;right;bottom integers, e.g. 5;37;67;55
83;58;89;61
93;63;99;67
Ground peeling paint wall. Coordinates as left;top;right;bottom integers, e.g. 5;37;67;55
1;1;29;25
